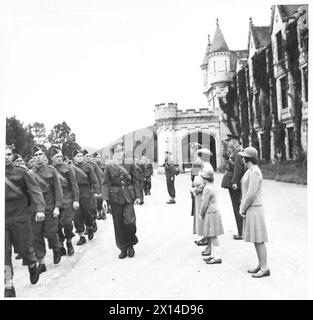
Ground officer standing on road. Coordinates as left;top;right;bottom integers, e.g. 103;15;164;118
221;134;245;240
72;149;100;245
51;147;80;256
163;151;177;204
102;144;141;259
144;156;153;196
5;145;45;298
30;146;64;274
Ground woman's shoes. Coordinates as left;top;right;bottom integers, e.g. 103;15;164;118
201;250;211;256
247;266;261;274
203;256;213;262
194;239;208;246
252;269;270;278
206;258;222;264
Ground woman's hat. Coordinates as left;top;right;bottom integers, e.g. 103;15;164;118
238;146;258;160
200;166;214;180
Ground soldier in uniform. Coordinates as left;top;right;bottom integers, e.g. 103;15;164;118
30;146;64;274
51;148;80;256
163;151;177;204
134;153;146;205
82;150;102;231
221;134;245;240
102;144;141;259
5;146;45;297
93;152;106;220
144;156;153;196
72;149;100;245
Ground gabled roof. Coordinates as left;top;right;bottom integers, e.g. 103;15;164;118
270;5;302;33
230;50;248;71
208;20;229;54
251;26;271;49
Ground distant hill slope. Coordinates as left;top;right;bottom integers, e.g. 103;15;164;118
97;125;157;161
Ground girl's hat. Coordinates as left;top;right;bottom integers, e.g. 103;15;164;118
238;146;258;161
200;166;214;179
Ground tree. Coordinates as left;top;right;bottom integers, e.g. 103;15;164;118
6;116;35;157
27;122;47;145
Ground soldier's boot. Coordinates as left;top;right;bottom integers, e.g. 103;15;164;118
77;236;86;246
28;263;40;285
127;246;135;258
4;287;16;298
37;264;47;274
92;220;98;233
53;250;62;264
66;240;74;256
87;227;94;241
119;249;127;259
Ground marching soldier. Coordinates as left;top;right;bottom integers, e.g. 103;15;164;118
93;152;106;220
51;147;80;256
5;145;45;297
102;144;141;259
134;153;146;205
144;157;153;196
72;149;99;245
82;150;102;230
30;146;64;274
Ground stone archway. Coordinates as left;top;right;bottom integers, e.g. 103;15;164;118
181;131;217;170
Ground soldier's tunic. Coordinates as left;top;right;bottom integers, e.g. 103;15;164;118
96;162;106;211
30;164;63;259
134;163;145;203
221;146;245;236
102;162;140;251
53;163;80;242
144;163;153;195
72;162;99;233
5;163;45;275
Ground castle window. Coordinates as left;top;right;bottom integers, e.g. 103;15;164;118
276;31;283;61
303;67;308;102
280;76;288;109
225;60;227;72
287;127;294;159
214;61;216;72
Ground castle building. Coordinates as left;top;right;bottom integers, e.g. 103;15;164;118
154;20;247;170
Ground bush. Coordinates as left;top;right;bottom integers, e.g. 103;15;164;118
259;161;307;185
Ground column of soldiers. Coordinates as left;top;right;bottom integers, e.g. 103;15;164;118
5;143;154;298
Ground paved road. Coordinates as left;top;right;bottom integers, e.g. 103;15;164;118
13;172;308;299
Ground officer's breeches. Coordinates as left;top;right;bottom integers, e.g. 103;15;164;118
74;197;94;233
59;205;76;242
166;177;176;199
228;188;243;236
110;203;138;251
32;211;61;259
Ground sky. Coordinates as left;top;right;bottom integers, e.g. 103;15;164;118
0;0;301;149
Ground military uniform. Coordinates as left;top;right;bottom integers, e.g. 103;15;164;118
221;145;245;237
53;163;80;244
134;162;146;204
163;159;176;200
102;162;140;252
144;163;153;195
72;161;99;235
5;163;45;278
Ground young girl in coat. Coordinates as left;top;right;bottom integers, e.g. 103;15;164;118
199;166;224;264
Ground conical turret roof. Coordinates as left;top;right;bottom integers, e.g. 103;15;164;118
208;20;229;54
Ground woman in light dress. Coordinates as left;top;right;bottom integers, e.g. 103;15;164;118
238;147;270;278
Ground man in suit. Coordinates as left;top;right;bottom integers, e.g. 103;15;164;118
102;144;141;259
221;134;245;240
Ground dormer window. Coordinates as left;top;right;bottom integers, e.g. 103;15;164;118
276;31;283;61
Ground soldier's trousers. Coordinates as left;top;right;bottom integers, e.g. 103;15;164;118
5;208;37;281
58;205;76;243
144;176;152;194
139;182;145;203
32;211;61;259
110;203;138;251
228;188;243;236
166;176;176;199
74;197;94;233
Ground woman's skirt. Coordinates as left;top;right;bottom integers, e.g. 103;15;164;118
202;210;224;238
243;205;268;243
